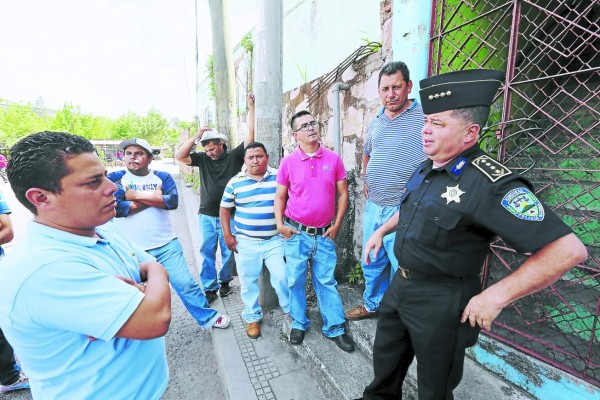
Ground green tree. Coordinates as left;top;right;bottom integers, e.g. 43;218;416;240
0;100;192;150
0;102;50;146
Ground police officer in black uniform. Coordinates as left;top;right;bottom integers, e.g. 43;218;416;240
359;69;588;400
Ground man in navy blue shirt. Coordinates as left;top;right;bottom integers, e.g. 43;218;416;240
359;70;587;400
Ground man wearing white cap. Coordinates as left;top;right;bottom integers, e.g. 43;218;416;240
358;70;587;399
108;138;230;330
175;95;255;304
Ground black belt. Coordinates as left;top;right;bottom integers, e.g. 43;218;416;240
398;267;478;283
285;217;330;236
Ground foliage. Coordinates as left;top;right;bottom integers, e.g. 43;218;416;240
206;54;216;100
347;263;365;286
361;37;382;52
183;171;200;192
240;33;253;54
0;102;50;147
295;62;308;83
0;100;192;154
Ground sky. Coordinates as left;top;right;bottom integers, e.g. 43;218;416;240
0;0;256;121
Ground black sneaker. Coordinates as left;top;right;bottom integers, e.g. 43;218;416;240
219;282;231;297
205;290;218;306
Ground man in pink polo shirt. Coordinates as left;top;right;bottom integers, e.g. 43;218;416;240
274;110;355;352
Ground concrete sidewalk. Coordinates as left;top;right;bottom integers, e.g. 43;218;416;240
179;178;327;400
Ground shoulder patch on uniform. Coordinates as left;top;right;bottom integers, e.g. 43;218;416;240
471;155;512;182
501;187;545;221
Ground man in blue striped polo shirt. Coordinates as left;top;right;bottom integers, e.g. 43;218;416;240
346;61;426;321
220;142;290;339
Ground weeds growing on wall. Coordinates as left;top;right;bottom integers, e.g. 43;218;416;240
347;263;365;287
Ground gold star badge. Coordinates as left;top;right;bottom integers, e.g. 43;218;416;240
441;184;465;204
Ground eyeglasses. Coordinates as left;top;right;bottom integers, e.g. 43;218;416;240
294;121;319;132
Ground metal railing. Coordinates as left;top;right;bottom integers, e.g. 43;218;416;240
306;42;382;109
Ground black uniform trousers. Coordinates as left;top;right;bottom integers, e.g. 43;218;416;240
363;272;481;400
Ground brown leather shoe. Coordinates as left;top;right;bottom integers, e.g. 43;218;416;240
246;322;261;339
345;304;378;321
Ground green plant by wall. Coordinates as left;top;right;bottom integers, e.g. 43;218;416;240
183;172;200;192
295;62;308;83
240;33;253;54
347;263;365;287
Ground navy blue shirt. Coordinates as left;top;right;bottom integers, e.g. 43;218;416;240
394;145;572;277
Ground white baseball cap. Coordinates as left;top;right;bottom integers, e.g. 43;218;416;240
195;129;229;145
119;138;153;156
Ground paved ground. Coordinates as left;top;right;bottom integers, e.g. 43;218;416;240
178;162;328;400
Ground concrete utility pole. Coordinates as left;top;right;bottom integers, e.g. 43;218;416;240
208;0;237;143
255;0;283;166
194;0;201;128
255;0;283;309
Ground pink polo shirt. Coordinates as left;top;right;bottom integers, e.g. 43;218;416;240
277;145;347;228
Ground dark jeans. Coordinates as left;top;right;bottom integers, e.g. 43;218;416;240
0;328;20;385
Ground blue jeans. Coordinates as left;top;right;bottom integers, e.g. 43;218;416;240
235;235;289;323
0;328;20;385
362;200;400;312
147;239;219;329
198;214;235;292
283;224;345;338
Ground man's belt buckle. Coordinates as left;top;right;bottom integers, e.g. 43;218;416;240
399;267;410;279
305;226;318;235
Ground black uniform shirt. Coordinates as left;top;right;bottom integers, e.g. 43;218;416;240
190;142;245;216
394;145;572;278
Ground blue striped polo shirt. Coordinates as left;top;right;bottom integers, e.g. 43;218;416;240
220;166;278;239
364;100;426;207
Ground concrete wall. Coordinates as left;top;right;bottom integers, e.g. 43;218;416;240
391;0;434;90
282;0;382;92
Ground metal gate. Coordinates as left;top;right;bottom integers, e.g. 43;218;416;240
429;0;599;386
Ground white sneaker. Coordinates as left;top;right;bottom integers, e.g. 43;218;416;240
0;373;30;393
213;314;230;329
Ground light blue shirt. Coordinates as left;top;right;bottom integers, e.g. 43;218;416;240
0;220;168;400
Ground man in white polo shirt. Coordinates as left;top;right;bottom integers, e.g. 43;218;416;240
108;137;230;331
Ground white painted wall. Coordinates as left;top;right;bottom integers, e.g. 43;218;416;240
391;0;434;91
282;0;381;92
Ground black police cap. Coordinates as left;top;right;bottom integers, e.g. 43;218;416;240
419;69;505;114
